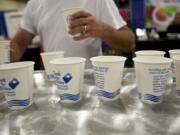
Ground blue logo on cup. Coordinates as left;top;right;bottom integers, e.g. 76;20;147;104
8;78;20;89
63;73;72;84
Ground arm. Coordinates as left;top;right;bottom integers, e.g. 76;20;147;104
69;11;135;52
99;24;135;52
10;28;35;62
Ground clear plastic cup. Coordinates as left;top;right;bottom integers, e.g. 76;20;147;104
61;8;83;37
172;55;180;97
0;40;10;64
50;57;86;103
40;51;64;81
90;56;126;101
133;57;172;104
135;50;165;57
0;61;35;110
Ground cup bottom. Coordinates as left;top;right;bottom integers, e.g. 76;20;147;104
138;93;163;104
59;93;81;104
98;89;120;102
7;98;33;110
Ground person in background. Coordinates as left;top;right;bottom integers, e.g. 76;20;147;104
167;12;180;33
10;0;135;68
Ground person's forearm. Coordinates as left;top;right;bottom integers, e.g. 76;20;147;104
10;39;27;62
10;28;34;62
100;24;135;52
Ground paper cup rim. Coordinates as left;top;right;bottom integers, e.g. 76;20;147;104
0;40;10;44
0;61;35;70
40;51;64;56
133;57;172;64
61;7;83;13
172;55;180;60
169;49;180;54
90;56;126;63
50;57;86;65
65;57;86;62
135;50;165;56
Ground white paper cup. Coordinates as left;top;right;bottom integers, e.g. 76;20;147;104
66;57;86;92
172;55;180;97
0;61;35;110
169;49;180;58
169;49;180;82
50;57;86;103
135;50;165;57
90;56;126;101
0;40;10;64
61;8;83;37
40;51;64;81
133;57;172;104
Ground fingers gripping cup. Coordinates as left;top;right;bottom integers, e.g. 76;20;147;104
135;50;165;57
0;40;10;64
90;56;126;101
61;8;83;37
133;57;172;104
40;51;64;81
172;55;180;97
50;57;86;103
0;62;35;110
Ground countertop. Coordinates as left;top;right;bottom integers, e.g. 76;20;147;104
0;69;179;135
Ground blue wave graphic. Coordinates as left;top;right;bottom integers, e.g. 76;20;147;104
145;94;161;103
98;89;120;99
8;98;30;107
60;93;80;101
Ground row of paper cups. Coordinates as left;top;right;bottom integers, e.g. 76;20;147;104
0;41;34;109
134;50;180;104
40;50;180;105
41;52;127;103
0;47;180;110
